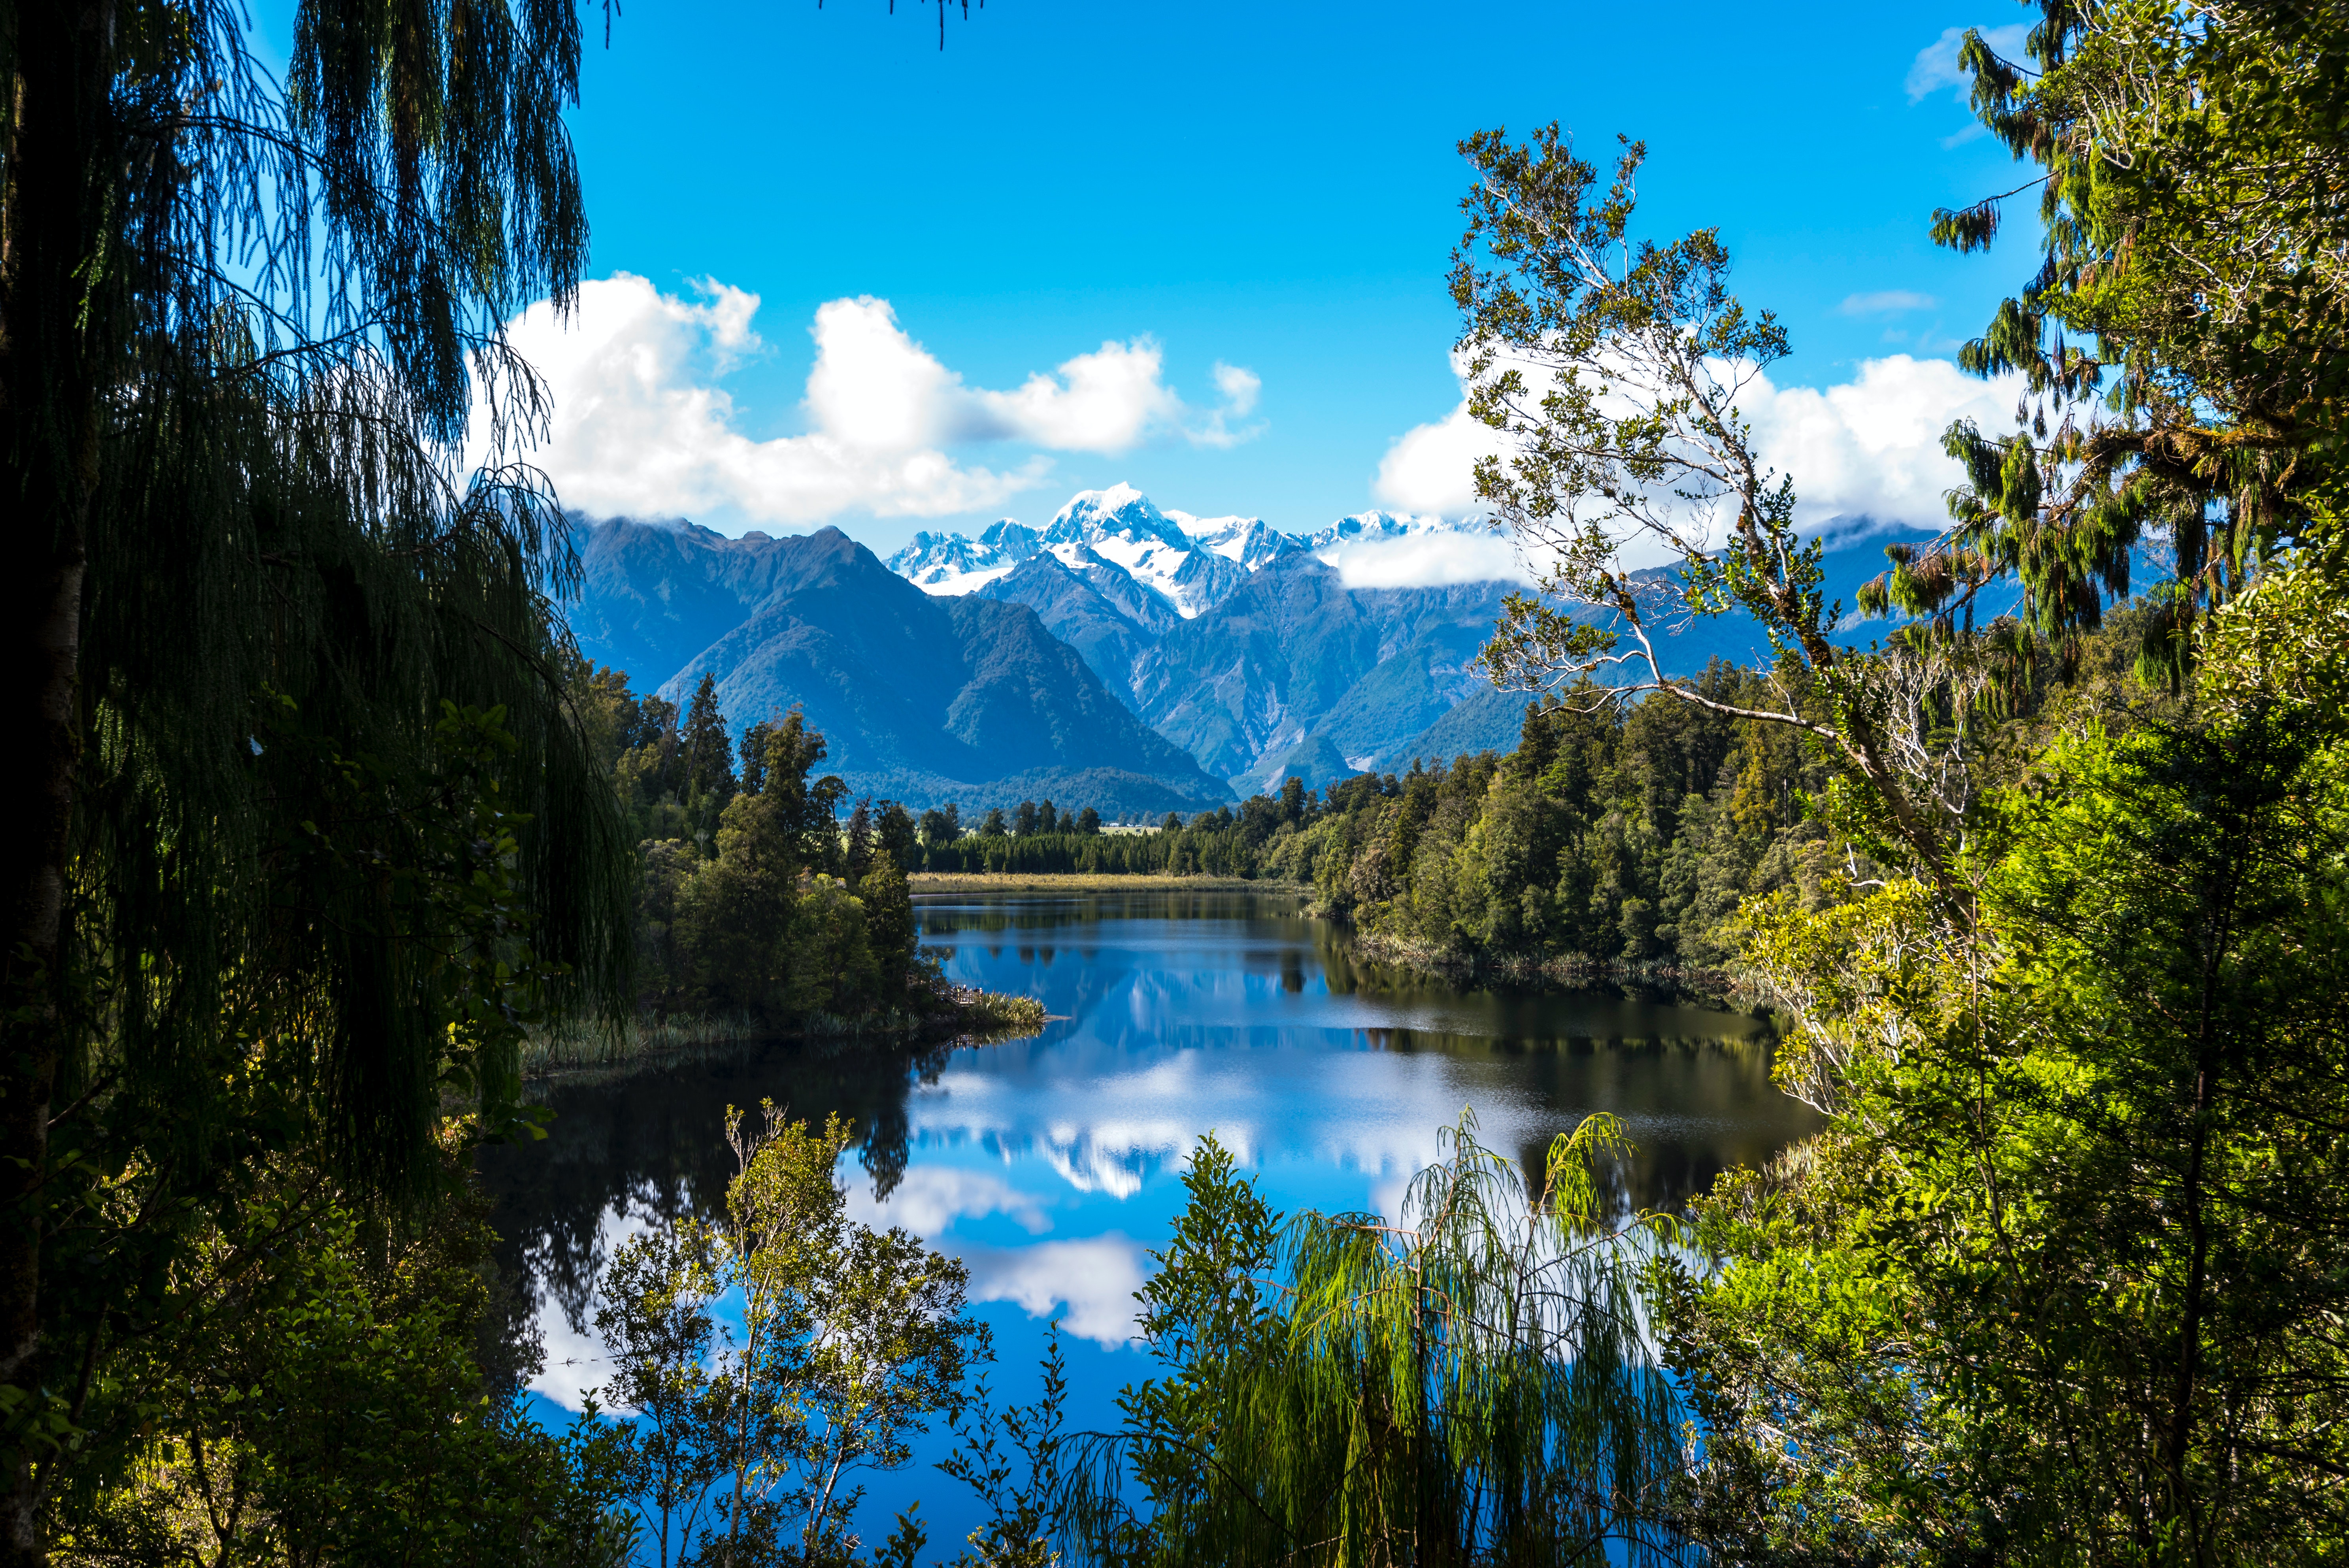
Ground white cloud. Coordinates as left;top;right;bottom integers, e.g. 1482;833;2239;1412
492;275;1251;526
1327;531;1528;591
967;338;1183;452
846;1164;1053;1237
1906;23;2032;104
1371;351;2023;540
1740;354;2020;532
1840;289;1939;315
1372;357;1499;518
956;1236;1149;1346
1188;362;1266;449
525;1200;662;1412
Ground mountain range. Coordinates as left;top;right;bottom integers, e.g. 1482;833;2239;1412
567;519;1231;813
566;482;1982;814
889;486;1533;791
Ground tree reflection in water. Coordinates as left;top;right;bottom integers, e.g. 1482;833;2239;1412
476;890;1817;1536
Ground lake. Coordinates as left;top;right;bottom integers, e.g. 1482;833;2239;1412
481;888;1817;1549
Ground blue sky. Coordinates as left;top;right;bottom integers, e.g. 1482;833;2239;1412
277;0;2049;552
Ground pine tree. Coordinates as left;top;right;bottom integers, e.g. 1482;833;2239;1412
844;798;875;884
920;804;961;850
738;719;777;796
680;673;738;807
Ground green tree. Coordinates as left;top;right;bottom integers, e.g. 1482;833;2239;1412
53;1151;633;1567
1454;127;1987;880
1058;1115;1687;1566
921;805;963;851
596;1220;729;1568
1921;4;2349;681
874;801;922;869
0;4;637;1550
860;853;919;995
599;1107;984;1567
681;672;740;852
845;799;877;883
1664;679;2349;1561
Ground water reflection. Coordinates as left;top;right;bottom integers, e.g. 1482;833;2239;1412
479;890;1817;1539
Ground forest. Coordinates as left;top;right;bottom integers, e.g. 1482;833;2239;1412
6;0;2346;1564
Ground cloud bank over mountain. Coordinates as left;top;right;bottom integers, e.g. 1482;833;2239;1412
1374;351;2026;541
491;274;1262;526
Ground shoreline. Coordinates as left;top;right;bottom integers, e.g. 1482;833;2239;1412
1341;927;1743;1004
910;872;1300;894
909;874;1751;1007
522;988;1048;1082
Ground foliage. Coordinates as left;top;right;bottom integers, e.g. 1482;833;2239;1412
51;1149;632;1567
939;1332;1070;1568
570;666;930;1027
1659;644;2349;1560
1053;1117;1687;1567
1449;126;1989;875
593;1107;985;1568
2;0;639;1545
1923;2;2349;682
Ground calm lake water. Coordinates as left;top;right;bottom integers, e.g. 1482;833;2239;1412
481;889;1816;1549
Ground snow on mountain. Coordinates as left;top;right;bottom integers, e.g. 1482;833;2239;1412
1164;508;1306;571
886;493;1499;610
1298;509;1470;557
1031;484;1249;619
885;518;1041;595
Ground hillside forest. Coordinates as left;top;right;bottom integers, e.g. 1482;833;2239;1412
10;1;2349;1566
591;605;2169;990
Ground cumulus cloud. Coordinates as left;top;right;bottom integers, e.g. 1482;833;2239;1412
1906;22;2033;104
491;274;1255;526
1326;531;1528;591
1372;389;1498;519
1371;351;2023;540
957;1236;1149;1347
845;1164;1053;1237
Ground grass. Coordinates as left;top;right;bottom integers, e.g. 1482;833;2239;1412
521;1011;767;1076
909;872;1297;893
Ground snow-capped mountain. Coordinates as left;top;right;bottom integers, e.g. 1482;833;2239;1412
1298;509;1462;557
889;486;1519;792
1030;484;1248;620
1165;509;1306;572
891;485;1484;622
885;518;1041;595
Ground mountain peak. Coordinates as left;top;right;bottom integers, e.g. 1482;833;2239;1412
1043;484;1187;550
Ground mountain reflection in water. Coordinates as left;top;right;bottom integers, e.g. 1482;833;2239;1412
479;889;1817;1543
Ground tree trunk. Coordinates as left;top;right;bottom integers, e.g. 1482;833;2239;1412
0;7;108;1564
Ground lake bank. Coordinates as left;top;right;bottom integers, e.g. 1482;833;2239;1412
909;871;1292;893
521;986;1047;1081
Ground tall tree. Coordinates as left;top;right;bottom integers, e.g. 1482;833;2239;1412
1457;128;1999;882
680;672;738;813
0;0;630;1556
1920;2;2349;682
